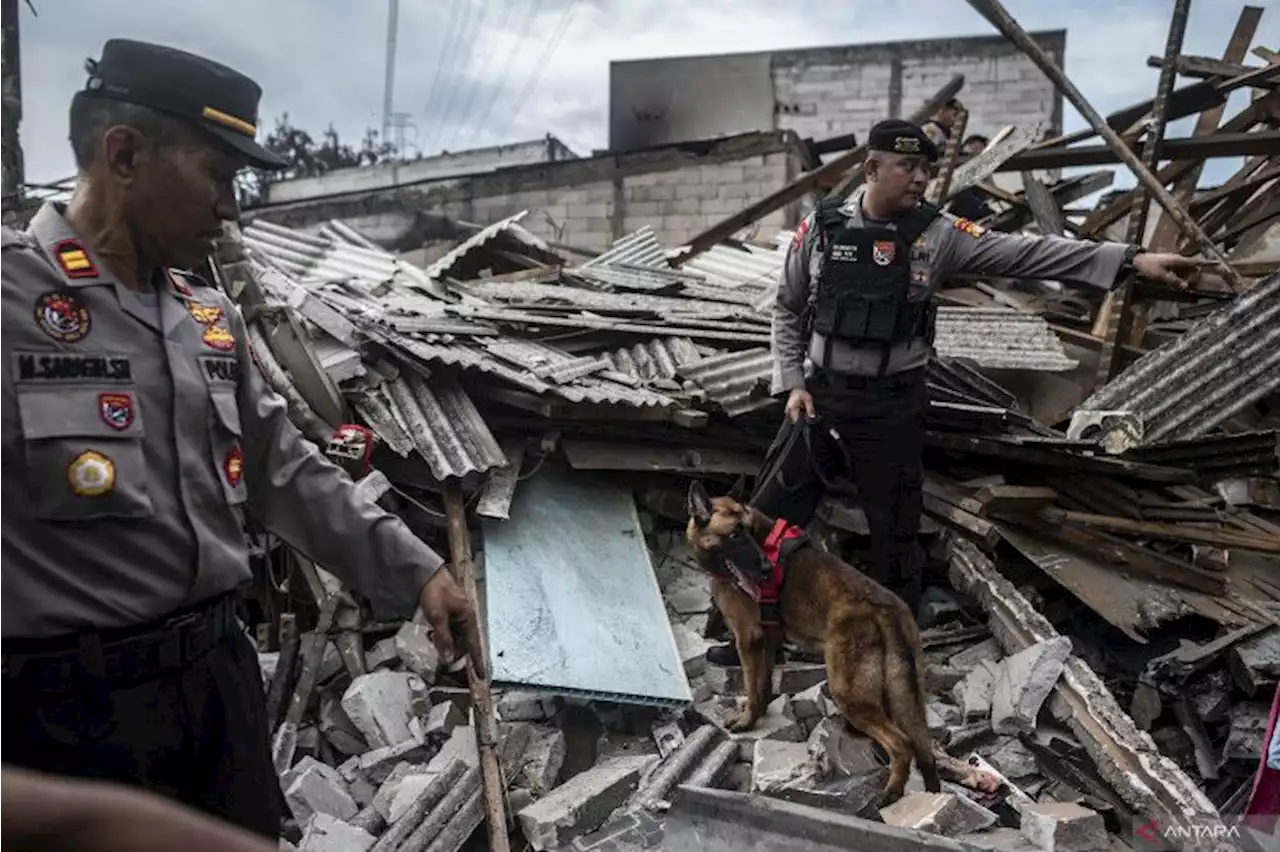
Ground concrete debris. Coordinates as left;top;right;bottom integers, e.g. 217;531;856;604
880;791;998;836
517;755;658;851
422;699;465;739
981;736;1040;780
365;638;398;672
807;718;882;778
341;671;417;750
1223;702;1271;761
959;827;1042;851
319;695;369;757
651;722;685;758
515;727;568;798
1018;802;1108;852
393;622;440;683
991;638;1073;736
387;773;437;823
790;682;827;720
950;638;1003;673
298;813;375;852
670;621;712;677
1229;627;1280;697
751;740;815;794
497;691;561;722
954;660;1001;721
285;757;359;824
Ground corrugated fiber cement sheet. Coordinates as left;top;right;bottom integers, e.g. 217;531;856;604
481;466;693;707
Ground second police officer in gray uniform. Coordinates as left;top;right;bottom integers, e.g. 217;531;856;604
1;40;483;838
771;119;1199;617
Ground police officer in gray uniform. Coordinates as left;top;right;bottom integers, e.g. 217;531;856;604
772;119;1199;615
1;40;482;838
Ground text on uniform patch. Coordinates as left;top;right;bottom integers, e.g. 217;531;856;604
14;351;132;383
201;356;240;384
34;291;92;343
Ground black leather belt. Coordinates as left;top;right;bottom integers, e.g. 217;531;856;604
3;594;241;692
812;366;926;390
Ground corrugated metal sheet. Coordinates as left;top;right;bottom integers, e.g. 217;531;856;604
383;372;508;480
1078;272;1280;444
678;242;786;293
422;210;561;282
584;226;667;269
675;349;777;417
933;308;1078;371
603;337;704;383
482;466;693;707
243;219;446;299
457;277;758;322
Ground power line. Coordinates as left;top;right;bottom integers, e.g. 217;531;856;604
497;0;581;142
435;0;497;153
423;0;486;155
419;0;466;154
463;0;544;149
441;0;517;152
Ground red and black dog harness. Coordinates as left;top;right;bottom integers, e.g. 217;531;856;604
736;518;809;628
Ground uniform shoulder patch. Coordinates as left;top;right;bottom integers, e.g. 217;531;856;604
951;217;988;239
791;216;811;249
53;239;100;279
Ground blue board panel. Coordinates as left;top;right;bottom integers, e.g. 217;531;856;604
482;466;693;707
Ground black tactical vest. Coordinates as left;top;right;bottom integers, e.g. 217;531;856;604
811;199;941;373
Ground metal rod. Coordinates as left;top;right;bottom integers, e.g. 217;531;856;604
442;483;511;852
965;0;1247;294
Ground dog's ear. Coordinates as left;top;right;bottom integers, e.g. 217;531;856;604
687;480;712;526
727;474;748;503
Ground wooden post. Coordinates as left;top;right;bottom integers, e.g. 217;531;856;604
927;108;969;206
443;483;511;852
965;0;1247;294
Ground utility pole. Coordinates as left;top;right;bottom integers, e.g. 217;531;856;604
2;0;24;219
381;0;399;155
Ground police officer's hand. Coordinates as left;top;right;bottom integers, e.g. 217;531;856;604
1133;252;1202;290
785;389;817;423
419;568;487;680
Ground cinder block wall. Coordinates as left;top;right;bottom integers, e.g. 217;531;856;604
252;134;803;253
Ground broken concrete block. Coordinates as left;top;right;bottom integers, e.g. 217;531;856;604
297;813;374;852
1224;702;1271;761
371;761;425;820
982;736;1040;780
428;685;471;715
394;622;440;682
764;771;886;822
950;637;1002;673
724;762;753;792
386;773;437;824
652;722;684;758
927;701;963;740
319;695;368;757
751;740;814;793
777;664;828;694
295;725;320;760
671;621;712;677
991;637;1072;736
959;827;1041;851
285;758;358;824
423;700;465;740
729;710;806;746
692;697;740;730
791;682;827;720
1019;801;1108;852
497;691;561;722
354;738;433;785
430;725;480;772
766;694;795;720
807;717;881;777
665;586;708;615
517;727;567;797
517;754;658;851
341;671;417;749
953;660;1001;721
365;637;398;671
1230;627;1280;697
880;791;998;836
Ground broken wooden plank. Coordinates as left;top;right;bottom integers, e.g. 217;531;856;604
1020;174;1066;235
925;107;968;205
1041;506;1280;554
947;536;1229;840
272;594;339;776
1144;53;1269;81
961;485;1059;518
922;490;1002;552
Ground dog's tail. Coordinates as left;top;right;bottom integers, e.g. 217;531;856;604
881;616;941;793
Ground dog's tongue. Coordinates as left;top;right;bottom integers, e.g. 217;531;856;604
727;559;761;601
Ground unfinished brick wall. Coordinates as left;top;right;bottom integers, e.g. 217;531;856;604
253;134;802;253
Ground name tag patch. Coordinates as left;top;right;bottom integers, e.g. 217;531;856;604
14;351;132;383
200;355;240;384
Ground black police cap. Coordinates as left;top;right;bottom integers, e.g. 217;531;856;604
78;39;287;170
867;119;938;163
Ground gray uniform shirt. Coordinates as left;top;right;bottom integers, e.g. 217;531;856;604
771;199;1130;394
2;203;443;638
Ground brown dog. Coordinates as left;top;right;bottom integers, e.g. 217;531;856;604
685;479;940;803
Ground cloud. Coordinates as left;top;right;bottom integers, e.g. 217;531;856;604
14;0;1278;194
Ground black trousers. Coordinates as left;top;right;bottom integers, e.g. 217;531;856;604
808;366;928;613
3;627;280;839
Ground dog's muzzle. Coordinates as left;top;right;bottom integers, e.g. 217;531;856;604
712;529;773;601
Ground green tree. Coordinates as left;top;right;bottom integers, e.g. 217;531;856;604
237;114;399;208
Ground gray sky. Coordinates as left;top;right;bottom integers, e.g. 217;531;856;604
15;0;1278;190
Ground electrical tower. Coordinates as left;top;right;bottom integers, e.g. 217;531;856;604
0;0;23;218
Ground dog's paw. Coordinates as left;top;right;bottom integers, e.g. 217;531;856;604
726;711;757;733
876;788;904;809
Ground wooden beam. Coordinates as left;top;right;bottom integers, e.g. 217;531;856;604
996;130;1280;171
